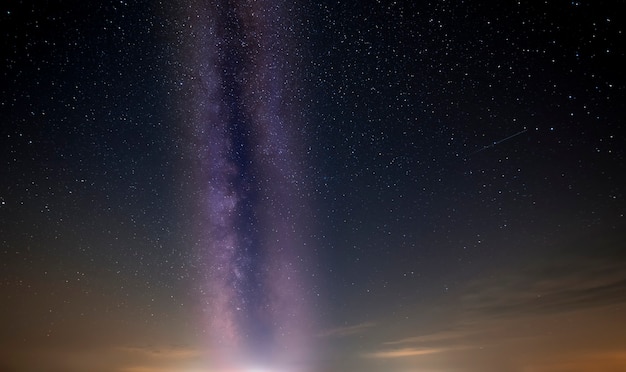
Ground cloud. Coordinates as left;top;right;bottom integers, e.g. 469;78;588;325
0;344;206;372
117;346;204;360
121;367;176;372
354;254;626;370
364;329;477;361
363;347;446;359
461;255;626;319
318;322;376;338
120;367;218;372
382;330;469;346
530;350;626;372
112;345;211;372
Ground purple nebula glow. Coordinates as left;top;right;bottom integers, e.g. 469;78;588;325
178;1;315;370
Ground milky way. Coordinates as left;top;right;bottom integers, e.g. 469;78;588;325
178;0;313;370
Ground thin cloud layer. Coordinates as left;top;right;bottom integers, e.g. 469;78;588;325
363;347;447;359
354;255;626;371
318;322;376;338
461;256;626;318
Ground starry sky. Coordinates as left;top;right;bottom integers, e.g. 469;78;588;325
1;1;625;372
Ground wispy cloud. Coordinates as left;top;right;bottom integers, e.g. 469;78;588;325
363;347;447;359
121;367;175;372
355;254;626;370
382;330;469;346
318;322;376;338
365;329;477;360
113;345;208;372
461;256;626;318
512;349;626;372
117;346;204;359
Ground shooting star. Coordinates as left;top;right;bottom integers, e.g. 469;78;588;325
468;128;528;157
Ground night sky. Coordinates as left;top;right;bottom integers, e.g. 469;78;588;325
1;1;626;371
